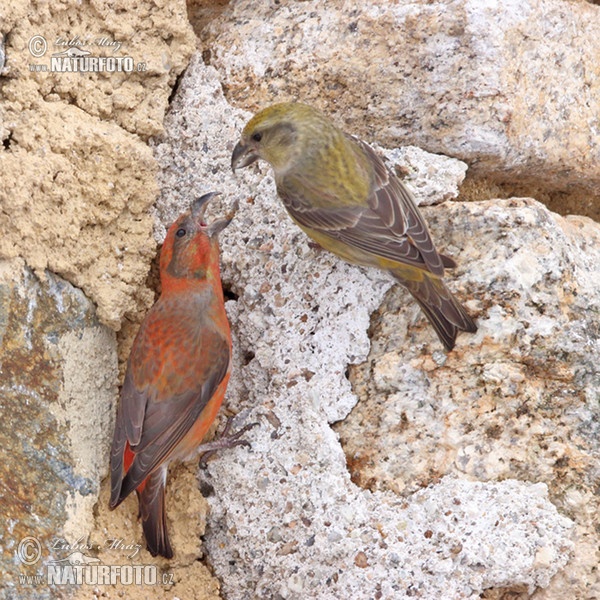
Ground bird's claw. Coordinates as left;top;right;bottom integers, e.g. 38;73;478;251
198;416;259;467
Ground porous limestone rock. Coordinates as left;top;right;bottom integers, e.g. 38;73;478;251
0;0;196;329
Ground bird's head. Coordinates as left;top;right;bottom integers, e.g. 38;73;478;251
232;103;328;175
160;192;238;284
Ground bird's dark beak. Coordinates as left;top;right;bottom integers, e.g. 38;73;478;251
191;191;221;221
207;200;239;238
231;141;259;172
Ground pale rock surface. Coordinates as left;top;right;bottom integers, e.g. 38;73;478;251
339;198;600;599
152;57;576;600
202;0;600;195
378;145;468;207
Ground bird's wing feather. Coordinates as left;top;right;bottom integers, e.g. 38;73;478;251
357;139;445;275
113;296;230;502
278;139;446;275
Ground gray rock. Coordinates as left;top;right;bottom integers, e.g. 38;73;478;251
202;0;600;194
340;198;600;599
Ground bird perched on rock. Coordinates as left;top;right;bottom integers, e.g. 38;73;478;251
231;102;476;350
109;192;250;558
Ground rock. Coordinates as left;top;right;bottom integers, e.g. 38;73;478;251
0;0;195;329
2;1;596;598
0;103;158;330
0;259;117;598
153;57;576;600
338;197;600;599
0;3;224;599
1;0;195;138
377;145;468;207
202;0;600;196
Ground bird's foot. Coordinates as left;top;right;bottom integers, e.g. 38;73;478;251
198;416;258;467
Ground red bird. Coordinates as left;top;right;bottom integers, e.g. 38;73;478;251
109;193;246;559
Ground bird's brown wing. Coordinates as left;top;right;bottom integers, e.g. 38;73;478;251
110;295;230;508
278;139;449;276
357;139;449;275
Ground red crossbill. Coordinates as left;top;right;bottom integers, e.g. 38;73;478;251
232;103;476;350
109;193;248;559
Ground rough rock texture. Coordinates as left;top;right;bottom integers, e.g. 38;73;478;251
202;0;600;212
67;463;219;600
0;0;195;329
3;1;599;599
1;0;194;138
0;259;117;599
338;199;600;599
0;2;223;599
152;57;577;600
0;103;158;330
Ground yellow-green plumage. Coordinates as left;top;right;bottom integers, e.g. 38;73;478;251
232;102;477;350
242;103;372;206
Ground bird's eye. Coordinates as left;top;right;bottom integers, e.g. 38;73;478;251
252;132;262;142
176;228;186;237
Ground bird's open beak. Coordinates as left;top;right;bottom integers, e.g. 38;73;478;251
191;191;221;221
190;192;238;237
207;200;239;238
231;141;259;171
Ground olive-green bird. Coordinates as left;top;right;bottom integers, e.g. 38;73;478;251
231;102;476;350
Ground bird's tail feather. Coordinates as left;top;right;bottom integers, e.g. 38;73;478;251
137;467;173;559
394;271;477;351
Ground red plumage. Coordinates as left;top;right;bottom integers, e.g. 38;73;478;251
109;193;237;558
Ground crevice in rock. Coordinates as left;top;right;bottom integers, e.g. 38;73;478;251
460;174;600;223
186;0;231;38
479;583;530;599
115;243;161;375
145;243;163;300
242;349;255;366
222;281;239;301
332;297;386;493
168;69;186;107
2;131;13;150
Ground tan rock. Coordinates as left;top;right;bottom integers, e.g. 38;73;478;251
0;102;158;329
2;0;195;137
0;3;224;599
203;0;600;195
0;0;195;329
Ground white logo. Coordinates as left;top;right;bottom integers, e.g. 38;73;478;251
17;537;42;565
28;35;48;58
